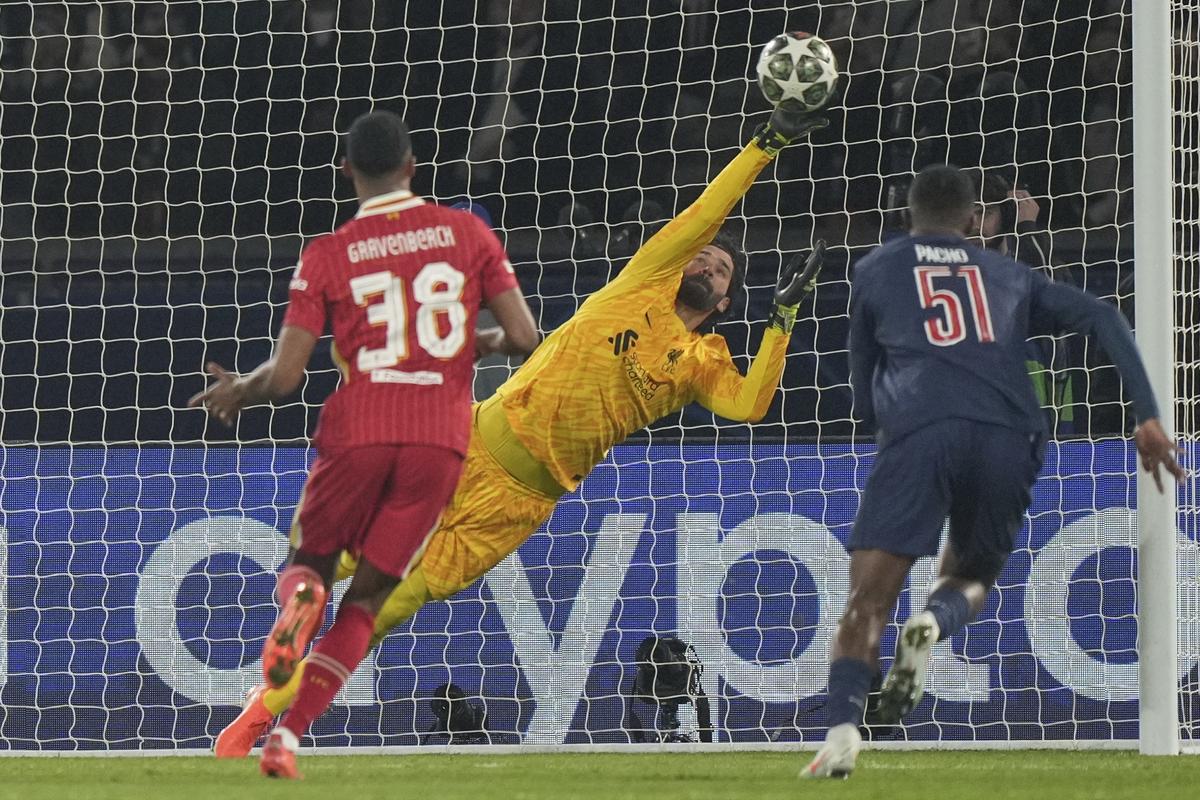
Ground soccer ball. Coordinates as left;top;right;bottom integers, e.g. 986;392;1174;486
755;32;839;113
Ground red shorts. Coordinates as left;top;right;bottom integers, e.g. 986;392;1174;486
292;444;463;579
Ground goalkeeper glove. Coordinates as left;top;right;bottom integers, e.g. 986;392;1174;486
754;105;830;155
768;240;826;334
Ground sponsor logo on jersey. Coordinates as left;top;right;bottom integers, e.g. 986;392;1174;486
622;353;666;401
608;329;639;356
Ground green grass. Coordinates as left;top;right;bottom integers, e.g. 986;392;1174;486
0;750;1193;800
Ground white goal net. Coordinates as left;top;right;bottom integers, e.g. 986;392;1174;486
1173;0;1200;746
0;0;1193;750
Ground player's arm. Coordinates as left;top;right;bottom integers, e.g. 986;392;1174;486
190;244;327;426
188;326;318;426
469;216;540;359
696;244;824;421
847;260;881;429
1010;189;1053;272
696;329;787;423
478;286;540;358
1030;274;1185;489
612;108;828;289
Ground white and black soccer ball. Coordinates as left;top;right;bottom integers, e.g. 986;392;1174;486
755;32;839;113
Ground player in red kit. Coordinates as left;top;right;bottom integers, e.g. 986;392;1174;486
189;111;538;779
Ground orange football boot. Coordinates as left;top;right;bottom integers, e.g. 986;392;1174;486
260;732;301;780
214;684;273;758
262;578;327;689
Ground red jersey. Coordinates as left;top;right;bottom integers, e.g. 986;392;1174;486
283;190;519;454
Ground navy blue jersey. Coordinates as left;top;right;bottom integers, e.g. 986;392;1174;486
849;233;1158;442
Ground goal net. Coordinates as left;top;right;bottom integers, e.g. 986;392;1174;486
1173;0;1200;747
0;0;1194;750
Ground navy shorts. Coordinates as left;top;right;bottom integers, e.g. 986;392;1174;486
849;419;1044;577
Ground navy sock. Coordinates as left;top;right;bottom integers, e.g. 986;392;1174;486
826;657;874;728
925;586;973;642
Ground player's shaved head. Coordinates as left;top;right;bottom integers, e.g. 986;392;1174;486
346;111;412;177
908;164;976;234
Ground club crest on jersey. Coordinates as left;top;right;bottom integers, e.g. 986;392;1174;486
663;348;683;374
608;329;639;356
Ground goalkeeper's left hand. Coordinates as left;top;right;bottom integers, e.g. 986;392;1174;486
754;105;830;155
768;240;825;334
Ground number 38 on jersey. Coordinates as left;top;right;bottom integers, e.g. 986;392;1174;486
350;261;468;370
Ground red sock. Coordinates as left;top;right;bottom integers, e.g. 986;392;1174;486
279;603;375;739
277;564;322;605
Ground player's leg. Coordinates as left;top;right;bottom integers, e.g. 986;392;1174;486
225;549;337;758
804;425;950;778
931;425;1040;635
255;534;514;730
875;542;996;725
802;548;913;778
879;423;1042;722
251;562;434;730
254;511;550;733
261;444;462;779
261;447;395;692
261;549;338;689
233;436;557;759
215;548;370;758
261;556;405;779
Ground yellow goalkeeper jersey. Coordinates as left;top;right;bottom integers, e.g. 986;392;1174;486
497;140;791;492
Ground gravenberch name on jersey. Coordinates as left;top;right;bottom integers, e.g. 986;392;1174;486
346;224;457;264
914;243;969;263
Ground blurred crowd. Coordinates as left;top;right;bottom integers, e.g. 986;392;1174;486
0;0;1134;247
0;1;1157;442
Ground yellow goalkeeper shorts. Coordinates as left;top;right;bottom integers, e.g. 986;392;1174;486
335;398;561;629
418;403;561;600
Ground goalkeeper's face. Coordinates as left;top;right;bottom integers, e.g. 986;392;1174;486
677;246;734;315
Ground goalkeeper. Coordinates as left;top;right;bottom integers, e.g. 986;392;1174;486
215;106;828;757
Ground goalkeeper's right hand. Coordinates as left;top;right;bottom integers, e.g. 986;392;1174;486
768;240;825;335
754;106;830;155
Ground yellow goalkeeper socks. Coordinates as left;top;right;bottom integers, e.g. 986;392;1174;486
263;660;306;716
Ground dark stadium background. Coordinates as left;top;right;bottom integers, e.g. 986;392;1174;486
0;1;1135;443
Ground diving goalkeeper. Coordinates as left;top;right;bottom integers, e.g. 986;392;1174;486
215;106;828;757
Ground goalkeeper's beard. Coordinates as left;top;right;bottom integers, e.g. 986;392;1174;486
676;274;723;313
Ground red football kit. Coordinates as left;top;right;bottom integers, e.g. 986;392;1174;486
282;189;520;576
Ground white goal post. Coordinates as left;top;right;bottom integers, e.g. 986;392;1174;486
1134;0;1177;758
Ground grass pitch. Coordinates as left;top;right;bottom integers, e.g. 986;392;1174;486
0;750;1193;800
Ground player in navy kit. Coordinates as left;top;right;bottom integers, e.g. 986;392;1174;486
803;165;1186;778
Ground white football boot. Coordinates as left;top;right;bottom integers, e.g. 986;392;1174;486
877;610;939;723
801;722;862;779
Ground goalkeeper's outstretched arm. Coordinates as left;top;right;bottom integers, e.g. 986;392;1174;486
611;108;828;290
695;244;825;422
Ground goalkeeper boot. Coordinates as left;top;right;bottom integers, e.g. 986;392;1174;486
801;723;862;779
260;730;302;780
214;684;273;758
262;577;328;689
876;610;939;724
